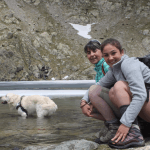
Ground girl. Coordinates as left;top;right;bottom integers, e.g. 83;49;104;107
86;38;150;149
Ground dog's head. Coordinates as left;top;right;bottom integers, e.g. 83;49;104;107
1;93;17;105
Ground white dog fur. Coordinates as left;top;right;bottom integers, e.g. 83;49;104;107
1;93;58;118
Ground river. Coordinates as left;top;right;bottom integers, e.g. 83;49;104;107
0;80;103;150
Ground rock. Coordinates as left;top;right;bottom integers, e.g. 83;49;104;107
143;29;149;35
34;0;41;6
24;139;98;150
33;38;40;48
40;32;52;44
16;66;23;72
57;43;71;55
53;139;98;150
7;32;13;39
142;37;150;51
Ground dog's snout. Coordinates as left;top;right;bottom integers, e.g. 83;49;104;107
2;101;8;104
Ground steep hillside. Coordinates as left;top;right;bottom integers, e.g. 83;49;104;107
0;0;150;81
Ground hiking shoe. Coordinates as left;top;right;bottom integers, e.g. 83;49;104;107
108;124;145;149
94;125;108;144
100;121;119;143
94;123;108;138
95;120;119;144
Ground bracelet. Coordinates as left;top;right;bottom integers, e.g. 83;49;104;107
80;101;91;109
80;103;87;108
80;100;86;105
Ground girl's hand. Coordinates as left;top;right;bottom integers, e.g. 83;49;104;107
111;124;130;143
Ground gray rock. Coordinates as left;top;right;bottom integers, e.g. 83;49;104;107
53;139;98;150
24;139;98;150
7;32;13;39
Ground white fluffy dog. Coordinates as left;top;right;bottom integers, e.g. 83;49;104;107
1;93;58;118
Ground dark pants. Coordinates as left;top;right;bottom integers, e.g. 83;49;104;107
138;116;150;137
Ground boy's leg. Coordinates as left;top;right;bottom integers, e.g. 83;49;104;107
89;85;120;144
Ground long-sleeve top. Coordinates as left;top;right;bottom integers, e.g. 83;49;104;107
94;58;109;83
82;54;150;128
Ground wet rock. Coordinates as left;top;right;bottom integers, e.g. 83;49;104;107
24;139;98;150
53;139;98;150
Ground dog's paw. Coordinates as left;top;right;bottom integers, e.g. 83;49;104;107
21;112;27;117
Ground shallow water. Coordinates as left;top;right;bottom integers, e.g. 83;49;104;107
0;97;103;150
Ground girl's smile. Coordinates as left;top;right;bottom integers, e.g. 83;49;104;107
102;44;124;67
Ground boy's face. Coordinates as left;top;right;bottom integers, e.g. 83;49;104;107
87;48;103;64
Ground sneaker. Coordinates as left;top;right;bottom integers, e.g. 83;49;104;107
108;124;145;149
95;120;119;144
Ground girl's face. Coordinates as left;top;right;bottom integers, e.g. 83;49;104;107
87;48;103;64
102;44;124;68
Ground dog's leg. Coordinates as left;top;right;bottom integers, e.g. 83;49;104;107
18;107;27;118
36;104;45;118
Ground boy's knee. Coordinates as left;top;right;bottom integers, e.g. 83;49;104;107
89;85;102;99
109;87;114;99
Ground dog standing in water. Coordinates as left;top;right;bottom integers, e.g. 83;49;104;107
1;93;58;118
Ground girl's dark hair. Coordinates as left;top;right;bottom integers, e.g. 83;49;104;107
101;38;123;53
84;39;101;53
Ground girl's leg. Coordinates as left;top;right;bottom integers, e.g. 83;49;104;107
139;91;150;122
110;81;150;123
109;81;132;108
89;85;116;121
108;81;145;149
110;81;139;126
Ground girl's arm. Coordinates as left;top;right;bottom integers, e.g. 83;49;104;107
120;59;147;127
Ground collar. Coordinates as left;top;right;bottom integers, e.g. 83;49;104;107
16;96;28;117
109;54;129;71
95;58;105;68
94;58;105;72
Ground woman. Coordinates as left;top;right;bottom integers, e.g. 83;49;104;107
80;39;120;144
87;38;150;149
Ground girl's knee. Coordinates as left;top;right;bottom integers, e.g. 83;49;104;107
114;81;129;91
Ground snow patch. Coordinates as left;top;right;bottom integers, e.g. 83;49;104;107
70;23;95;39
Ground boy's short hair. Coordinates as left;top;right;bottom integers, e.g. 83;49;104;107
84;39;101;53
